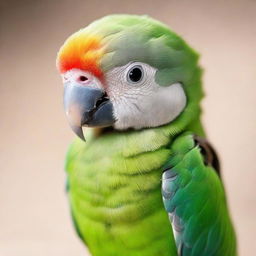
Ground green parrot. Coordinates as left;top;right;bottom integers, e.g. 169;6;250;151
56;14;237;256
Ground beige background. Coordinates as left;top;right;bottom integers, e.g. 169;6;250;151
1;0;255;255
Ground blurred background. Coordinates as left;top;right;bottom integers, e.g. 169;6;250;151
1;0;255;255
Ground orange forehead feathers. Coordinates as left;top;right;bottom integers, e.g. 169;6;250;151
57;30;104;79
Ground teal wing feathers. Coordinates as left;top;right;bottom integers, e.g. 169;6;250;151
161;132;237;256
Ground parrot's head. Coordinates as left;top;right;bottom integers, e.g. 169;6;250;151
57;15;203;140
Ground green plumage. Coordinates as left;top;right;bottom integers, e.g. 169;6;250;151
66;118;200;256
162;133;236;255
64;15;236;256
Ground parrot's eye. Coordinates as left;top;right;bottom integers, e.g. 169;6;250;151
127;65;144;83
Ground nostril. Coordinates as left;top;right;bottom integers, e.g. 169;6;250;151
79;76;88;82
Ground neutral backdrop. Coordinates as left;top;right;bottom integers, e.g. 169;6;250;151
1;0;255;255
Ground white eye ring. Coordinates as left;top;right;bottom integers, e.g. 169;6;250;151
126;64;144;84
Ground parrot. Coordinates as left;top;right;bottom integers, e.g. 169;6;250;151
56;14;237;256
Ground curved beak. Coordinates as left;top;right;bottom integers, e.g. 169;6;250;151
63;83;115;141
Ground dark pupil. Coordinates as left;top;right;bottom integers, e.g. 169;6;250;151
129;67;142;82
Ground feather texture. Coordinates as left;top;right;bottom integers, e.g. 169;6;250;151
162;133;237;255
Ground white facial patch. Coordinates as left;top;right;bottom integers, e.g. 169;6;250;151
105;62;187;130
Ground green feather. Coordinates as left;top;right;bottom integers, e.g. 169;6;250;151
63;14;236;256
162;133;237;255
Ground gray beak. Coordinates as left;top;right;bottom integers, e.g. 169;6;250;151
63;83;115;140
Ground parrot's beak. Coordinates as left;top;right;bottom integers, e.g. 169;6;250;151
63;83;115;141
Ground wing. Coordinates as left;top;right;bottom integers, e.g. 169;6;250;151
161;132;237;256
